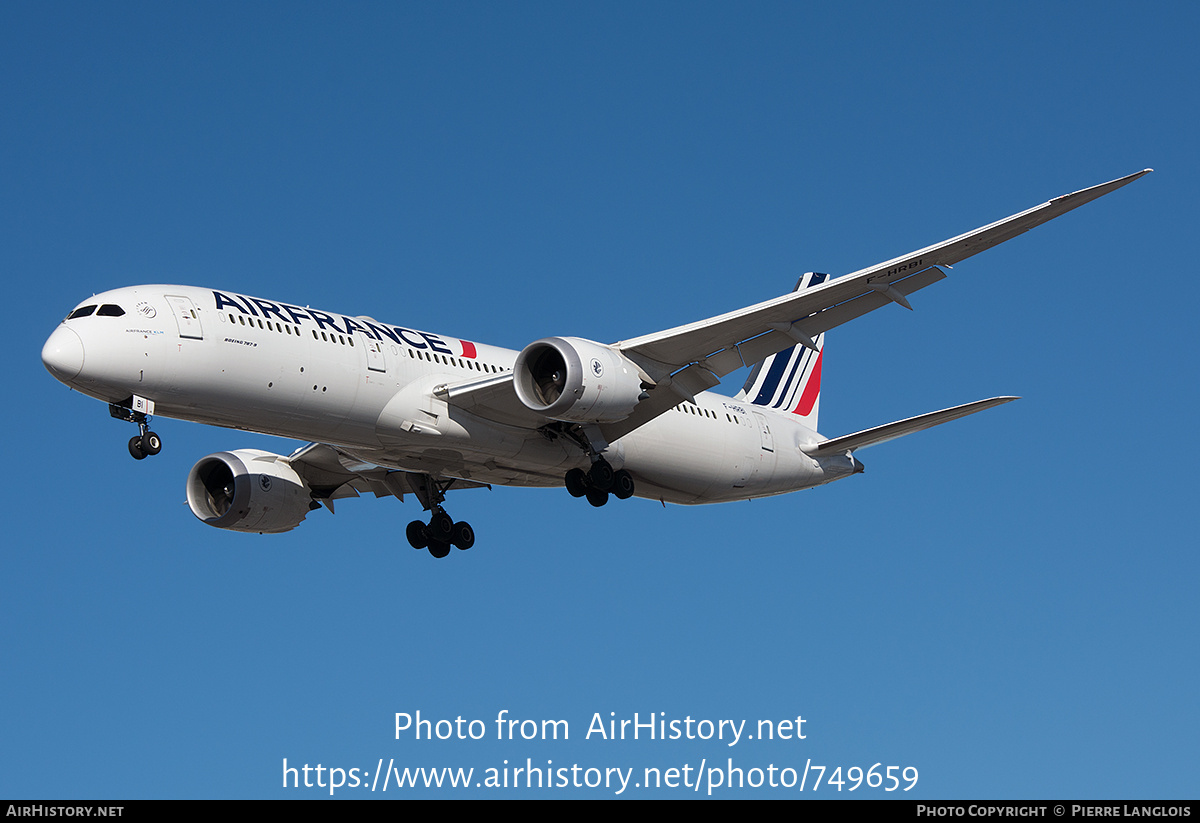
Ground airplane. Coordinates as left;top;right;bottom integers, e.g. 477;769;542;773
41;170;1150;557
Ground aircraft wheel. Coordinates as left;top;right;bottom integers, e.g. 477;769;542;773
588;461;614;491
128;436;147;460
429;511;454;542
428;540;451;559
565;468;588;497
451;521;475;551
612;469;635;500
141;431;162;455
406;520;428;549
586;488;609;508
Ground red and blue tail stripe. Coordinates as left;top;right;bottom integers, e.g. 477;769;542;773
736;272;826;428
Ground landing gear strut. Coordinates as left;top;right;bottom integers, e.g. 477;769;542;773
111;403;162;460
403;474;476;558
539;421;634;508
564;457;634;507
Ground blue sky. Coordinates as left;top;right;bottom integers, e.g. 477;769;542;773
3;2;1196;799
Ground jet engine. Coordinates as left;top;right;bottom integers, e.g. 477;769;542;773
186;449;315;533
513;337;646;423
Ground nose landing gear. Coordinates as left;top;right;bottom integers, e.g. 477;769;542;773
127;430;162;460
110;402;162;460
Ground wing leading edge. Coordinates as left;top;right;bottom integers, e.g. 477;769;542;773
616;169;1152;377
594;169;1150;442
437;170;1149;443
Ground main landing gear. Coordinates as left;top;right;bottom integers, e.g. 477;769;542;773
406;511;475;558
110;403;162;461
404;474;475;558
541;422;634;508
565;457;634;507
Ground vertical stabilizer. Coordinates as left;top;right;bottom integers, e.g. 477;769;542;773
735;272;826;430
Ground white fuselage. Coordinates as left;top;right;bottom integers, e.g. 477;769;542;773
42;285;858;506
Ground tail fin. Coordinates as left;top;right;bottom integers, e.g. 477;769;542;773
735;271;826;430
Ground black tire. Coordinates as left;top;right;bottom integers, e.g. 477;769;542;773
406;520;428;549
588;460;614;491
128;436;146;460
565;468;588;497
141;431;162;456
429;511;454;541
428;540;451;559
451;521;475;551
612;469;635;500
586;488;609;507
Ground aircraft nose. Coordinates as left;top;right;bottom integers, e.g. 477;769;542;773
42;325;85;382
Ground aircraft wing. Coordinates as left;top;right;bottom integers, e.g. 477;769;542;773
439;170;1149;442
616;170;1151;378
594;169;1150;442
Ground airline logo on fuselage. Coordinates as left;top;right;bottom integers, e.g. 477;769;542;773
212;290;476;358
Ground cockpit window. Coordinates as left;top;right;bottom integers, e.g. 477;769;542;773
67;305;97;319
96;304;125;317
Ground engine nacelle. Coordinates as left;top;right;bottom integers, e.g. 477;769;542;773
186;449;315;534
513;337;646;423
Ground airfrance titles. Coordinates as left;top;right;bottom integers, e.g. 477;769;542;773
212;290;472;357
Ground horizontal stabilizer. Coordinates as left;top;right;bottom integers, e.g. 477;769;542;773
805;396;1018;455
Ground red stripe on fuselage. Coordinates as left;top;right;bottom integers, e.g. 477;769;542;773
793;350;822;416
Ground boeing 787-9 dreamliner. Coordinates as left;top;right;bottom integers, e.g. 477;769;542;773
41;170;1150;556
